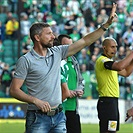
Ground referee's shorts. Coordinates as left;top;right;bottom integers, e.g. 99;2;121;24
97;97;119;132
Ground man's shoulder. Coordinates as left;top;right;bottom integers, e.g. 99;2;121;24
96;55;114;68
17;51;32;63
23;51;32;58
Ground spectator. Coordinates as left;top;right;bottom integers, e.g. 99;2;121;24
64;14;76;35
67;0;80;15
125;85;133;100
69;28;81;42
76;13;86;37
111;16;122;43
88;54;97;71
62;6;74;22
0;21;5;41
107;27;118;40
5;16;19;40
116;46;126;60
1;63;12;97
9;0;18;13
117;7;126;34
36;12;44;22
96;9;109;26
20;13;31;39
0;0;8;13
49;20;60;36
124;11;133;31
0;40;4;60
77;48;90;70
22;35;33;55
93;47;101;57
88;21;96;33
4;11;13;24
83;8;93;27
122;26;133;47
81;64;91;99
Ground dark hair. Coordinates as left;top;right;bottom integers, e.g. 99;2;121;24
58;34;71;44
53;38;61;46
30;22;50;42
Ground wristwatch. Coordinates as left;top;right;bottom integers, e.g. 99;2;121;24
100;24;108;31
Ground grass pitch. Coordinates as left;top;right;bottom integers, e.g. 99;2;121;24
81;123;133;133
0;122;133;133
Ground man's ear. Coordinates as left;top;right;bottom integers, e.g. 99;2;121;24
34;34;40;42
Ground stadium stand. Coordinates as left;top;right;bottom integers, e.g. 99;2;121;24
0;0;133;99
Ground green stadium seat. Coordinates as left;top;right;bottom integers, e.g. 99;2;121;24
4;45;12;51
3;48;13;57
0;90;6;97
0;51;4;61
12;13;18;20
3;39;13;47
3;57;15;66
0;13;7;24
29;17;36;24
12;40;23;57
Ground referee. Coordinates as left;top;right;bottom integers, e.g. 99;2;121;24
95;37;133;133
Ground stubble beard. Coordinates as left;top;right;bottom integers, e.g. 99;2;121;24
42;42;53;48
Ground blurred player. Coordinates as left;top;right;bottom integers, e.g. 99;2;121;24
58;34;84;133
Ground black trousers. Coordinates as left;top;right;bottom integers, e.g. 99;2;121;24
97;97;119;132
65;110;81;133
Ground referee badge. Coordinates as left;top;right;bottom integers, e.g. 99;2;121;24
108;120;117;131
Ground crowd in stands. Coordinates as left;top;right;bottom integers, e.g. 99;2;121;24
0;0;133;100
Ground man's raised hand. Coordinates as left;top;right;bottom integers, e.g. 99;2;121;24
105;3;117;27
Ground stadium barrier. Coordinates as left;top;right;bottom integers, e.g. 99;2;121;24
0;98;132;124
0;98;27;123
78;99;126;124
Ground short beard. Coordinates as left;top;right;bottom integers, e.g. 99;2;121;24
42;42;52;48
